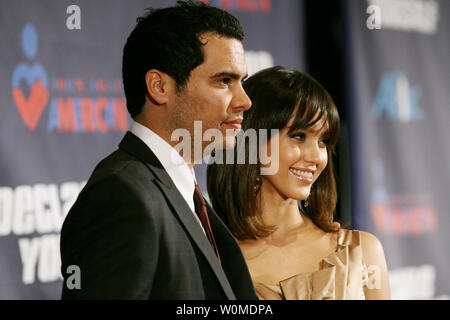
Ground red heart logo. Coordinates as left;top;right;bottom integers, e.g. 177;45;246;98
12;79;49;131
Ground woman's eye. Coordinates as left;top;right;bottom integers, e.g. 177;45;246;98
290;132;306;141
319;138;330;147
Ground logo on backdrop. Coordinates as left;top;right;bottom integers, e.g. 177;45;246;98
0;181;86;284
11;23;49;131
11;23;128;133
367;0;439;34
371;71;424;122
199;0;271;13
370;159;437;236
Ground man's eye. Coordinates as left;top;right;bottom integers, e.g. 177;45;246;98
219;78;231;85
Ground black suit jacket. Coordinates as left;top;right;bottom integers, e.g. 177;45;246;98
60;132;257;299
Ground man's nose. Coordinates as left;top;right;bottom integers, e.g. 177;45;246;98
231;84;252;112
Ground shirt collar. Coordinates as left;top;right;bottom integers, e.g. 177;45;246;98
130;121;197;213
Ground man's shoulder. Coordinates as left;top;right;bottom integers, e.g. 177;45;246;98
75;148;163;205
63;149;167;227
90;148;153;183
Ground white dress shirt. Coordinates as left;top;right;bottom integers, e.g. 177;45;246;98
130;121;204;230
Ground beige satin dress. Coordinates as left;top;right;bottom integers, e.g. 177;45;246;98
254;229;369;300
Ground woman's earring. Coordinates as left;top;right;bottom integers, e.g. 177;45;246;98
304;185;314;208
253;176;262;195
303;197;309;208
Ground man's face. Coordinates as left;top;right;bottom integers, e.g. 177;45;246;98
169;33;251;161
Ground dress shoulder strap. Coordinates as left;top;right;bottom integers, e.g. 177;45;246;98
336;228;362;248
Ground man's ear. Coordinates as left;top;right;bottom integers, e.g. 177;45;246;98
144;69;174;105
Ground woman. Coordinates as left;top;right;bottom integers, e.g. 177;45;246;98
207;66;390;300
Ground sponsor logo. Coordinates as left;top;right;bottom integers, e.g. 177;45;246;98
11;23;128;133
11;23;49;131
0;181;85;284
371;72;423;122
199;0;271;13
389;264;449;299
370;159;437;236
367;0;439;34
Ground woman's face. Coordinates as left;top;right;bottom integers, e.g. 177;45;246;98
261;114;329;201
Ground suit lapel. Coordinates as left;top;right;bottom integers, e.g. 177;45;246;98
206;201;258;299
119;132;236;299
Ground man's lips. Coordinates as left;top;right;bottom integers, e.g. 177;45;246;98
222;119;243;130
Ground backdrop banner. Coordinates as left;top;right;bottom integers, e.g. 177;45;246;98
345;0;450;299
0;0;305;299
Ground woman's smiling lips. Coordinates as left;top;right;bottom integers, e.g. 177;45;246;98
288;167;315;184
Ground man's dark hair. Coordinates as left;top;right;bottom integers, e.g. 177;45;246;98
122;0;245;118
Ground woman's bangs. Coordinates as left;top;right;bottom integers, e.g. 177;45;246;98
287;98;327;134
287;87;340;149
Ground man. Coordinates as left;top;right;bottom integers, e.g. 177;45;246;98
60;1;256;299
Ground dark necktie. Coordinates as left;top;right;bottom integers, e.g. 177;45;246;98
193;183;221;263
